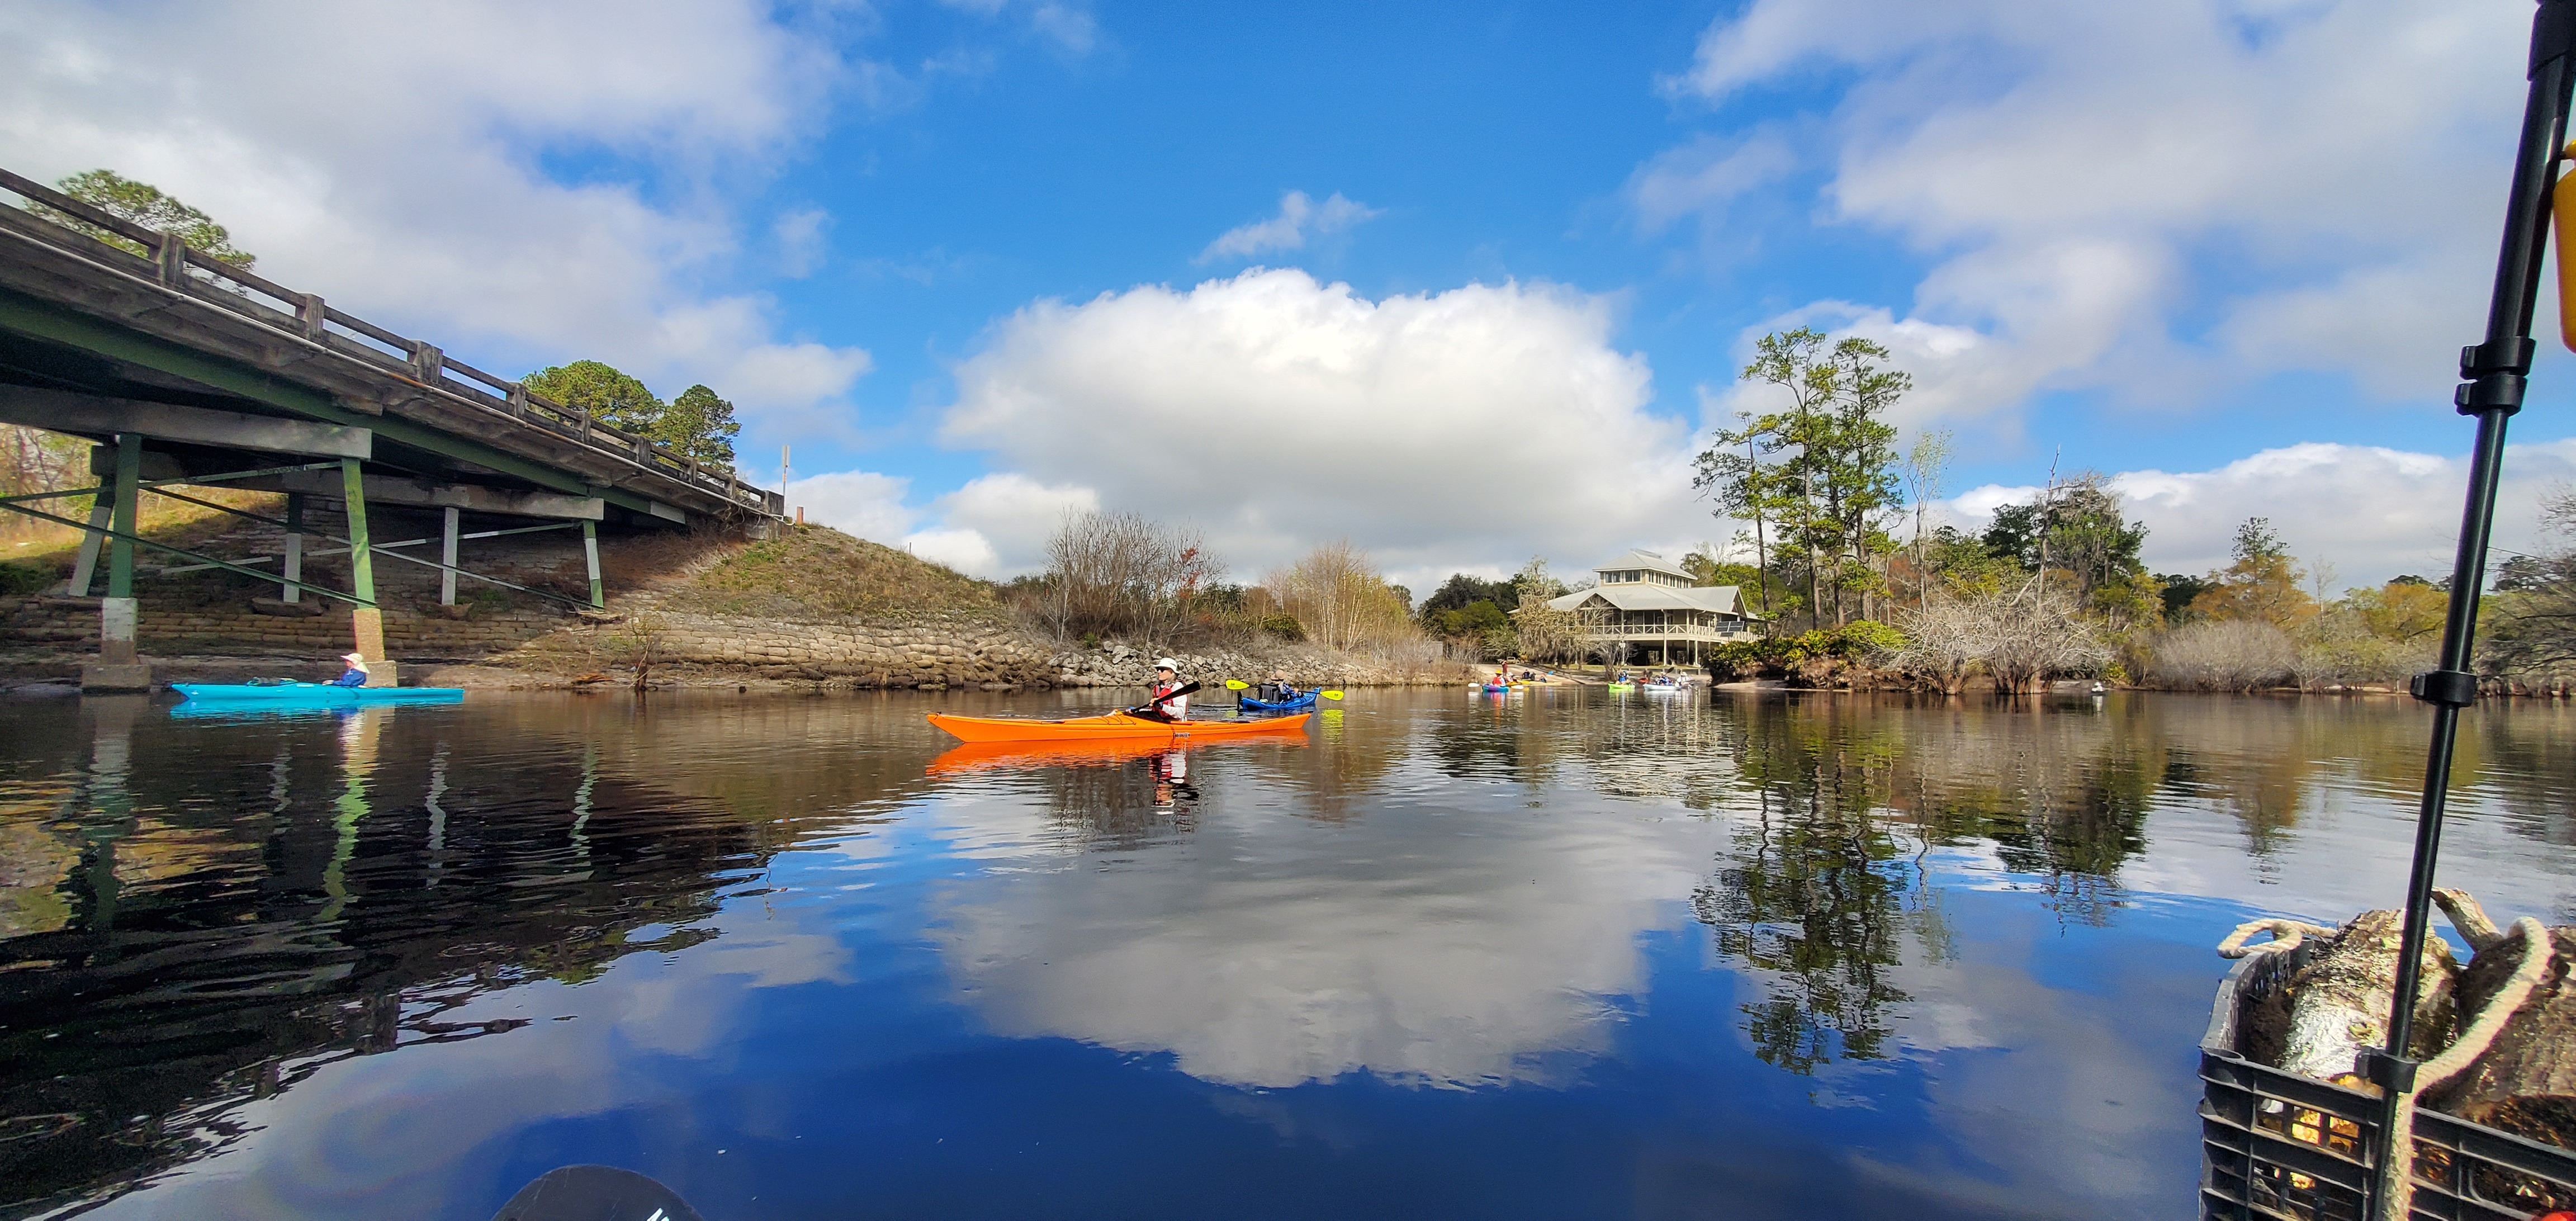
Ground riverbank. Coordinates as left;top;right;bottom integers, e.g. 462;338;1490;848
0;512;1467;691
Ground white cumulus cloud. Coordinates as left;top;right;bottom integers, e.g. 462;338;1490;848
785;470;916;544
1949;439;2576;587
1197;191;1383;264
784;470;1098;578
939;268;1698;585
916;473;1100;576
1654;0;2530;416
0;1;874;419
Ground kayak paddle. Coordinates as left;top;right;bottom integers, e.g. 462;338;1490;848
1122;680;1202;716
1221;679;1341;699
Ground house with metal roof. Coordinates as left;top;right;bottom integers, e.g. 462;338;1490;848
1534;549;1761;665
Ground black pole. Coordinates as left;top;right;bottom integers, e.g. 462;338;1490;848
2368;1;2576;1211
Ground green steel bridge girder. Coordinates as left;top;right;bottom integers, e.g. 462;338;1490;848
0;293;674;521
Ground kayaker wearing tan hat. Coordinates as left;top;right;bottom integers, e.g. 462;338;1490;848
329;652;371;688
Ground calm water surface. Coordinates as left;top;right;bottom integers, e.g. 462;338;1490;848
3;688;2573;1220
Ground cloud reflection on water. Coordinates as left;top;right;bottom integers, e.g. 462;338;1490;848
929;754;1711;1087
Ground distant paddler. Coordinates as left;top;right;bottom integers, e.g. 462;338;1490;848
331;652;373;688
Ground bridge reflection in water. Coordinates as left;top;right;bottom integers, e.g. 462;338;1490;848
0;695;889;1214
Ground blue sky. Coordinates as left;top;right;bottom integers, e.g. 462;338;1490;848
9;0;2576;590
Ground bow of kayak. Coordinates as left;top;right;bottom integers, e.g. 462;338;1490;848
926;711;1311;743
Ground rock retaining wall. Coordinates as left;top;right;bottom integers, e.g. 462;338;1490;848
510;610;1062;689
0;594;571;657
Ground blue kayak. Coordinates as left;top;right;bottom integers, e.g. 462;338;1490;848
1239;690;1318;712
171;682;464;706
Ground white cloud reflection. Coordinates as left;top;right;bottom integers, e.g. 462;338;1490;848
927;759;1713;1087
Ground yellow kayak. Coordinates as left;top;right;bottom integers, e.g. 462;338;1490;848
926;711;1313;744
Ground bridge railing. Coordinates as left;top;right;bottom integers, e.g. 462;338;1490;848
0;167;782;519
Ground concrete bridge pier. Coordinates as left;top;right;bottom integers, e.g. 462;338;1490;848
80;433;151;693
281;492;306;604
339;456;396;688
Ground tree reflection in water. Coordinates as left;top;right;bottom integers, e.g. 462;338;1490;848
1688;694;2171;1074
1691;705;1917;1074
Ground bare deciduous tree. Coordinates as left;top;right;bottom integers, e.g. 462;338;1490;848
1513;600;1603;666
1269;539;1415;654
1887;576;2109;693
1885;595;1983;694
1030;510;1223;645
2483;486;2576;681
1;425;86;543
1983;576;2113;692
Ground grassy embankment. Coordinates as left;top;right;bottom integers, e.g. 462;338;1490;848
648;524;1007;623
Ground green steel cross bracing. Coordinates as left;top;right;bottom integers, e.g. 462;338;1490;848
140;461;345;490
0;291;674;518
0;484;102;507
79;483;592;609
0;496;370;604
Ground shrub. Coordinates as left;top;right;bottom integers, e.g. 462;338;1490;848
0;560;51;596
2151;619;2296;692
1885;579;2109;693
1022;510;1222;644
1705;621;1904;680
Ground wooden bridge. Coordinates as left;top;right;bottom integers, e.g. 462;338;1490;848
0;167;785;689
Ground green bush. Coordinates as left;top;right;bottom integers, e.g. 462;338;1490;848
1704;621;1905;679
0;560;54;596
1260;613;1305;642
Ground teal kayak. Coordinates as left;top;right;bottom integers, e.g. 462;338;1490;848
171;683;463;706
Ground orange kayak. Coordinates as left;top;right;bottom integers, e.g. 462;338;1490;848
927;733;1309;775
926;711;1313;744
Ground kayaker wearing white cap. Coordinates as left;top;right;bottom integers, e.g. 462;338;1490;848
1136;657;1188;722
329;652;371;688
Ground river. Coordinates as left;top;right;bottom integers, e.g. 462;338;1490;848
2;688;2571;1219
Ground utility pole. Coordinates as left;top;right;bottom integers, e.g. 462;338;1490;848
2365;3;2575;1218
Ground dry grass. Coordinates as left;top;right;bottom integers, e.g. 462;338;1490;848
660;524;1004;622
2;488;286;591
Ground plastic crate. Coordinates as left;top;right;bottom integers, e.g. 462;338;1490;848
2200;940;2576;1220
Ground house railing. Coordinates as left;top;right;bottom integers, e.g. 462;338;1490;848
0;167;780;519
1579;623;1758;643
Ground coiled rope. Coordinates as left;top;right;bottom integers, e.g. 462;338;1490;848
2217;917;2340;959
2376;916;2556;1221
